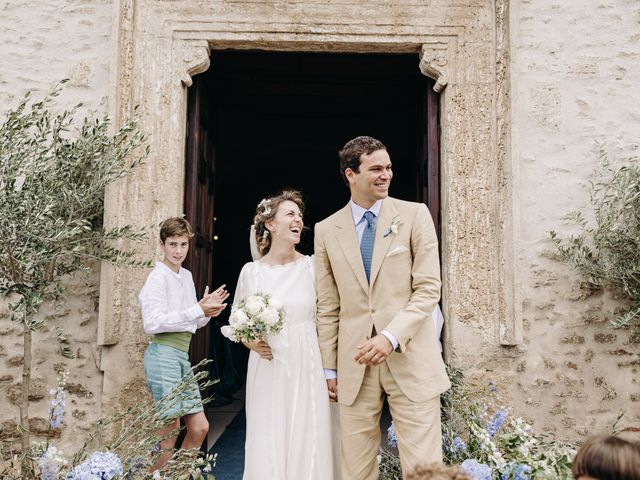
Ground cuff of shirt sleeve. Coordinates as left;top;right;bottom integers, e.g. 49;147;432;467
324;369;337;380
381;330;399;350
192;302;205;319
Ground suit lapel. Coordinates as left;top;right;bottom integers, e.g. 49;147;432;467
334;204;369;295
369;198;398;287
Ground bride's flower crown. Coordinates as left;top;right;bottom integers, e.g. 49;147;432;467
255;199;273;239
257;198;272;216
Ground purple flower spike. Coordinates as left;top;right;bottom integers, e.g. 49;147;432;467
487;408;509;438
387;422;398;448
48;388;65;429
452;436;467;452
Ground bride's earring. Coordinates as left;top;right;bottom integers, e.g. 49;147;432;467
262;229;269;239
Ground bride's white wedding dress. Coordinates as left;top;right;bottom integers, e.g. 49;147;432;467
235;256;338;480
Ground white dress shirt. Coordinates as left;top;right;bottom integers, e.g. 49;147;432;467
350;199;382;246
350;199;399;350
139;261;209;335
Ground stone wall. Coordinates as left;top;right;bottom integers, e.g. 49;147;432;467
0;275;103;451
508;0;640;439
0;0;113;110
0;0;115;453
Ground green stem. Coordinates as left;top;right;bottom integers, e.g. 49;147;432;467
20;313;32;451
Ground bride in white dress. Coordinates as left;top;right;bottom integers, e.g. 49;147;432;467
234;190;339;480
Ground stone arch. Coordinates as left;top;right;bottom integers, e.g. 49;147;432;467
97;0;518;412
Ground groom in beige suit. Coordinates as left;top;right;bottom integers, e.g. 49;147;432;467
315;136;451;479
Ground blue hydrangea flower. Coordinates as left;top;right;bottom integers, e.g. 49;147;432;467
66;451;123;480
487;408;509;438
387;422;397;448
460;459;493;480
39;445;67;480
501;463;532;480
452;436;467;453
39;461;59;480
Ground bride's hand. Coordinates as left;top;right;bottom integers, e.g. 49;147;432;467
243;340;273;360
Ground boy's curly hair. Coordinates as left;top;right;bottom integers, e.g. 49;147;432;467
159;217;194;242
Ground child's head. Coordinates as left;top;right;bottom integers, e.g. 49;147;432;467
159;217;194;269
159;217;194;242
571;434;640;480
406;463;471;480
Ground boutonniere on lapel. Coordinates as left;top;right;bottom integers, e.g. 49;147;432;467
383;216;403;237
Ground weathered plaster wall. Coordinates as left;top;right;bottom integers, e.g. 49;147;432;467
0;0;114;453
509;0;640;440
0;0;113;111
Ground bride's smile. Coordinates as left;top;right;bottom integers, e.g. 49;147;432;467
266;200;304;244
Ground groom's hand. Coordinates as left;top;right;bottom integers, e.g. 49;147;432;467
326;379;338;402
354;334;393;366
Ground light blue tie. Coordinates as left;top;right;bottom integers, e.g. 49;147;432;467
360;211;376;282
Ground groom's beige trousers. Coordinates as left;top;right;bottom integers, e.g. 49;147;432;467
339;362;442;480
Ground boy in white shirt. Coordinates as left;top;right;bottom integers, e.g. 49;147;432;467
140;217;229;471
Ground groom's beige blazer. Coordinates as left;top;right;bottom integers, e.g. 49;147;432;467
315;196;450;406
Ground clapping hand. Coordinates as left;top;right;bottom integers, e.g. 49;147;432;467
198;284;230;317
210;284;230;305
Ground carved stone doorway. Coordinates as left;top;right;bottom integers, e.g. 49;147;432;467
183;50;440;401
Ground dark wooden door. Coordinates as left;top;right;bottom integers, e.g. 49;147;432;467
183;73;216;368
423;84;441;236
183;52;442;405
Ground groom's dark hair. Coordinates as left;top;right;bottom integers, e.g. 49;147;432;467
338;136;386;185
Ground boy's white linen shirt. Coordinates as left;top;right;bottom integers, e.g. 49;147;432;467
139;262;209;335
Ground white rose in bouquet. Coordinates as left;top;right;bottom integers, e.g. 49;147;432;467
245;295;266;316
267;297;283;311
259;306;280;327
229;308;249;328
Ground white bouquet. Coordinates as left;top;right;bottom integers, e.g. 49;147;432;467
220;292;286;343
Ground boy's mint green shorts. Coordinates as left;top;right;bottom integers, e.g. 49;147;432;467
143;342;203;419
